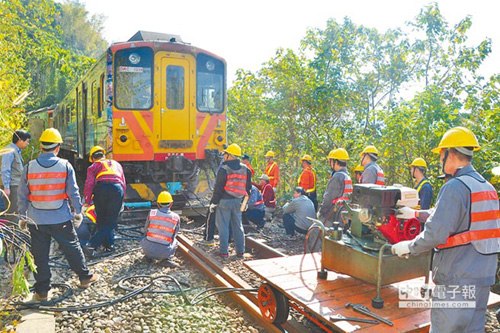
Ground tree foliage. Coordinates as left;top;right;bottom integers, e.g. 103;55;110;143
0;0;106;147
228;3;500;197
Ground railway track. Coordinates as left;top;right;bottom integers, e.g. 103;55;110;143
175;233;312;333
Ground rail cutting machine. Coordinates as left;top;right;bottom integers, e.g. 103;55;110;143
315;184;432;308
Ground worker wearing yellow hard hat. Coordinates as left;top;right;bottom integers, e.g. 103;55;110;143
353;164;364;183
391;127;499;333
83;145;126;256
318;148;353;224
141;191;180;268
264;150;279;191
211;143;252;259
298;154;317;210
18;128;98;300
359;145;385;185
408;158;433;210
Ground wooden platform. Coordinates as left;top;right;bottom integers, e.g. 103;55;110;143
245;253;500;333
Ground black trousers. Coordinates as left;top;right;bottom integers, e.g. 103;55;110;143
28;221;91;293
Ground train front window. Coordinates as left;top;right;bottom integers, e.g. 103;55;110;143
197;54;224;113
114;47;153;110
167;65;184;110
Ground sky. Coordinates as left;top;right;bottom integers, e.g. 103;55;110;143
80;0;500;85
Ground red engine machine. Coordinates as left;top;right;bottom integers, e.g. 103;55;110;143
317;184;432;308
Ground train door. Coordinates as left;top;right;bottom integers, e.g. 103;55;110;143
159;56;191;143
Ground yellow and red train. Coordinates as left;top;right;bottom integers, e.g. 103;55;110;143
28;31;227;202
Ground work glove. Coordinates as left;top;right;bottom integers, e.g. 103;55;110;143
396;206;417;220
209;203;217;213
73;213;83;229
391;240;412;258
18;220;28;230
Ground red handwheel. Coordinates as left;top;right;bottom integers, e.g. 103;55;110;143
257;283;289;324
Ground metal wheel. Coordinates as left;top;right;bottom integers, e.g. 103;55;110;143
257;283;289;324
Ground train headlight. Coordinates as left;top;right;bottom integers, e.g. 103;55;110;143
129;53;141;65
206;60;215;71
120;135;128;143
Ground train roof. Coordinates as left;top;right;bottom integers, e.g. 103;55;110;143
128;31;184;43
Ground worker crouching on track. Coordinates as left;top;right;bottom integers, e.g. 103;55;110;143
83;145;126;256
141;191;180;268
391;127;500;333
210;143;252;259
18;128;98;301
282;187;316;239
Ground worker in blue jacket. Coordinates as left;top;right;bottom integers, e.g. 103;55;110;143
409;158;433;210
18;128;98;301
392;127;499;333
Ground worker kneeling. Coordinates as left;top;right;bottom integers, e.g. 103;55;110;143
140;191;180;268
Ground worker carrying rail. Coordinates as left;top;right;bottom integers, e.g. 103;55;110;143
18;128;98;301
141;191;180;268
391;127;500;333
83;145;126;257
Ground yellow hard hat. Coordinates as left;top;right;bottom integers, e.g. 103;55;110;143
327;148;350;160
264;150;275;158
39;128;63;144
353;164;364;172
359;145;379;157
301;154;312;162
431;127;480;154
157;191;173;204
89;145;106;162
409;158;427;168
223;143;242;157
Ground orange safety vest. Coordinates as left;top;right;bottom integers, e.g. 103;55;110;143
27;159;68;210
437;174;500;254
96;159;121;179
332;170;353;204
265;161;279;188
222;164;248;198
85;205;97;223
297;167;317;193
146;209;180;245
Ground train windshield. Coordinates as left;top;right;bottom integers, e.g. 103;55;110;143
196;54;224;113
114;47;153;110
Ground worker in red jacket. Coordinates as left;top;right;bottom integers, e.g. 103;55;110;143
297;154;317;210
259;174;276;221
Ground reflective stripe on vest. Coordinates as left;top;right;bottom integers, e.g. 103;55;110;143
376;171;385;185
27;159;68;210
85;205;97;223
222;165;248;198
146;209;179;245
332;171;353;204
265;162;277;177
416;179;430;193
96;160;120;179
437;174;500;254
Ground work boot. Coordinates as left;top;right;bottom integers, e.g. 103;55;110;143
32;292;48;302
158;259;180;268
79;273;99;289
103;245;116;254
82;245;97;258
